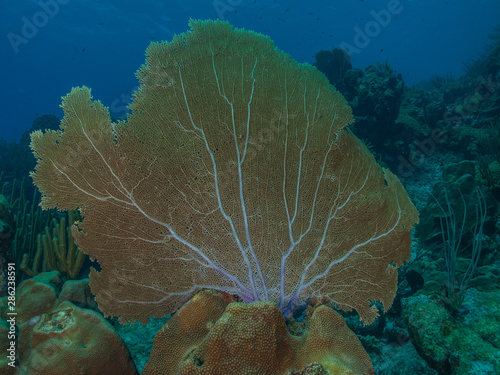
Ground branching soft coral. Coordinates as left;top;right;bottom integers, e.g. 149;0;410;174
30;20;418;326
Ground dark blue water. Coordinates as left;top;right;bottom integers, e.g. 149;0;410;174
1;0;499;141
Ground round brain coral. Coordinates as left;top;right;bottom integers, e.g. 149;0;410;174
19;301;137;375
142;289;373;375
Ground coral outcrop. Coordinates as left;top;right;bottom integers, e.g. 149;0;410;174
4;272;135;374
402;289;500;374
11;271;95;324
143;289;373;375
19;301;137;375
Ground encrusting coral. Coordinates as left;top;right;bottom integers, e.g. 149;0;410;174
30;20;419;373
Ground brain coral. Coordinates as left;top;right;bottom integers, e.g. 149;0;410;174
18;301;137;375
142;289;373;375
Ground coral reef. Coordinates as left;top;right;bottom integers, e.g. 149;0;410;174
0;8;498;375
351;63;405;127
331;63;406;167
416;161;497;253
402;289;500;374
28;19;419;374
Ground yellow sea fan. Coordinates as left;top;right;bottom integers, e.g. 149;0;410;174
31;19;418;325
